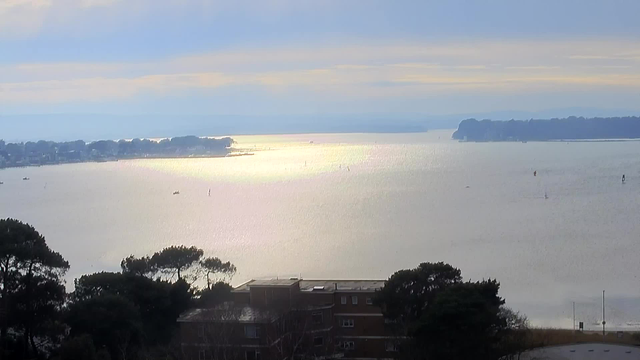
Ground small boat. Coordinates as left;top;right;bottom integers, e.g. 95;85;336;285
0;182;3;185
173;191;180;195
544;192;549;200
22;177;30;181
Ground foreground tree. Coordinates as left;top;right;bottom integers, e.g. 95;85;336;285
66;295;143;360
200;257;237;289
376;263;531;360
120;255;155;277
375;262;462;324
413;280;506;360
0;218;69;359
150;245;203;281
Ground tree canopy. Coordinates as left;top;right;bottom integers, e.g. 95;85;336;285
375;262;461;323
150;245;204;281
0;218;237;360
375;262;528;360
0;218;70;359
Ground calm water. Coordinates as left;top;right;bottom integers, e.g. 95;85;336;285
2;130;640;329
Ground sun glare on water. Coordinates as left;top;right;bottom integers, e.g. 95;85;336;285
129;135;373;183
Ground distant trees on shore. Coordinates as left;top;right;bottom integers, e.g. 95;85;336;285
452;116;640;141
0;136;234;168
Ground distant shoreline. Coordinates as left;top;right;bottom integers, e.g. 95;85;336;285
0;152;254;170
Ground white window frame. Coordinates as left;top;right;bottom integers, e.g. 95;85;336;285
313;336;324;347
341;296;347;305
351;295;358;305
341;318;355;328
386;341;400;352
244;325;260;339
366;297;373;305
340;341;355;350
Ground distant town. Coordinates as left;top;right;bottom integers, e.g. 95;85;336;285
0;136;234;169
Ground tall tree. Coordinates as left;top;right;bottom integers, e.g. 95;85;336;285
66;295;143;360
375;262;462;323
413;280;506;360
150;246;203;281
120;256;155;277
200;257;236;289
0;218;69;358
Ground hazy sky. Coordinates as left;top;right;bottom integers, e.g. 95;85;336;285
2;0;640;119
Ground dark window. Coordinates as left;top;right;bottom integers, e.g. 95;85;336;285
312;312;323;325
246;350;261;360
313;337;324;346
245;325;260;338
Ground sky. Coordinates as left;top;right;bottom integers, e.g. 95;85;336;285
2;0;640;139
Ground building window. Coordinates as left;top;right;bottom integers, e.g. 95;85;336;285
199;350;206;360
312;312;323;325
246;350;261;360
341;319;355;328
351;295;358;305
313;336;324;347
386;341;400;352
366;297;373;305
245;325;260;339
341;296;347;305
339;341;355;350
198;324;205;339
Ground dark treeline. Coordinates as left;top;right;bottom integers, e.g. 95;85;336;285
452;116;640;141
0;218;236;360
0;136;234;169
0;218;536;360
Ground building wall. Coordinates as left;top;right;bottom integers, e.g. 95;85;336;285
181;284;392;360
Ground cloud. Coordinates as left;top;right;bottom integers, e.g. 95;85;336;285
81;0;122;7
0;0;126;38
0;0;52;37
2;39;640;104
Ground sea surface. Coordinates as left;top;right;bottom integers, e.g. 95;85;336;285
2;130;640;330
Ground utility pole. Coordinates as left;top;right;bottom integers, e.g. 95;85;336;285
602;290;606;338
573;301;576;332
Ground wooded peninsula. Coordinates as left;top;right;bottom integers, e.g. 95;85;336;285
0;136;234;169
452;116;640;142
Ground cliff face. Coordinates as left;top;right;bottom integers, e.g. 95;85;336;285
452;116;640;141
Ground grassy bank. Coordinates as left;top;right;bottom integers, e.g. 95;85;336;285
530;328;640;347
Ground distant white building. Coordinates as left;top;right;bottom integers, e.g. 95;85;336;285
520;343;638;360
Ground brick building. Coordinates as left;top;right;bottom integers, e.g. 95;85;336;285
178;279;398;360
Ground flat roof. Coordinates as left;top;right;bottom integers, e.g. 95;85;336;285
246;279;300;287
521;343;640;360
233;279;385;292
